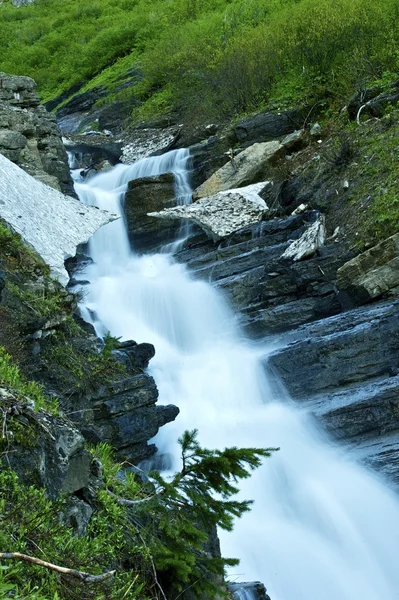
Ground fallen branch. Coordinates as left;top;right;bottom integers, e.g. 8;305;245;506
0;553;116;584
108;489;164;506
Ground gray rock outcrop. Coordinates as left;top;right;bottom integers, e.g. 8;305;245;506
149;182;270;240
281;214;326;261
193;141;284;199
124;172;179;252
337;233;399;306
0;72;74;194
2;387;91;500
231;108;308;145
0;153;116;285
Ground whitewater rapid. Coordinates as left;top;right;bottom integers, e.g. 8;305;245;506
73;149;399;600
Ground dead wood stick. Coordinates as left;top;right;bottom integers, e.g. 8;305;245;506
0;552;115;584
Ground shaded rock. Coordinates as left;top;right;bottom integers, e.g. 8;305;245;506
231;108;307;145
0;129;27;151
337;233;399;307
114;340;155;371
268;300;399;399
281;214;326;261
68;374;179;464
229;582;271;600
64;137;122;170
282;129;307;152
150;182;270;240
61;496;93;536
307;376;399;442
0;153;116;285
124;173;179;252
3;394;91;500
193;141;284;199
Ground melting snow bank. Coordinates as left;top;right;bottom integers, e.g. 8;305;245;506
0;153;117;285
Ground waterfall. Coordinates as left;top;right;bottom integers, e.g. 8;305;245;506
73;149;399;600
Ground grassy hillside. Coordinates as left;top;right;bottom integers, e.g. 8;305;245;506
1;0;399;123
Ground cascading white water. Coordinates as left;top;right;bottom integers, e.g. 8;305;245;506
74;149;399;600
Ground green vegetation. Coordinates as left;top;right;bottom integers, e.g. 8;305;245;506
1;0;399;122
0;432;275;599
0;346;58;414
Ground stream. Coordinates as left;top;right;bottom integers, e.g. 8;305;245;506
72;149;399;600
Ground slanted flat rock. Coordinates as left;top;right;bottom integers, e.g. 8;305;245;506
149;182;270;240
337;233;399;305
0;153;116;285
193;141;284;199
281;214;326;261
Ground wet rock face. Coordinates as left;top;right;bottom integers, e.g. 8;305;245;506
229;581;271;600
0;72;74;195
124;173;180;252
268;299;399;484
177;211;351;336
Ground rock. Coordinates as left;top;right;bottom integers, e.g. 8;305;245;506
113;340;155;370
229;582;271;600
68;374;180;464
124;173;179;252
0;129;27;151
282;129;307;152
231;108;307;145
12;0;35;5
51;69;141;134
61;496;93;536
337;233;399;307
150;182;270;240
310;123;321;136
4;401;91;500
268;300;399;399
0;153;116;285
0;72;74;194
0;72;39;108
193;142;284;199
121;126;180;164
281;214;326;261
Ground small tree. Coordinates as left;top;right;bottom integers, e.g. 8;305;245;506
130;430;278;598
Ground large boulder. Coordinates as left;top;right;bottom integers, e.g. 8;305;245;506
231;108;307;145
193;141;284;200
0;72;74;194
124;172;180;252
337;233;399;306
149;182;270;240
0;153;116;285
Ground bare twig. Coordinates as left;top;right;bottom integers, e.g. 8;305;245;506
108;489;164;506
0;552;116;584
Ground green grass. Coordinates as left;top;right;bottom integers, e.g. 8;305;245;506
1;0;399;124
